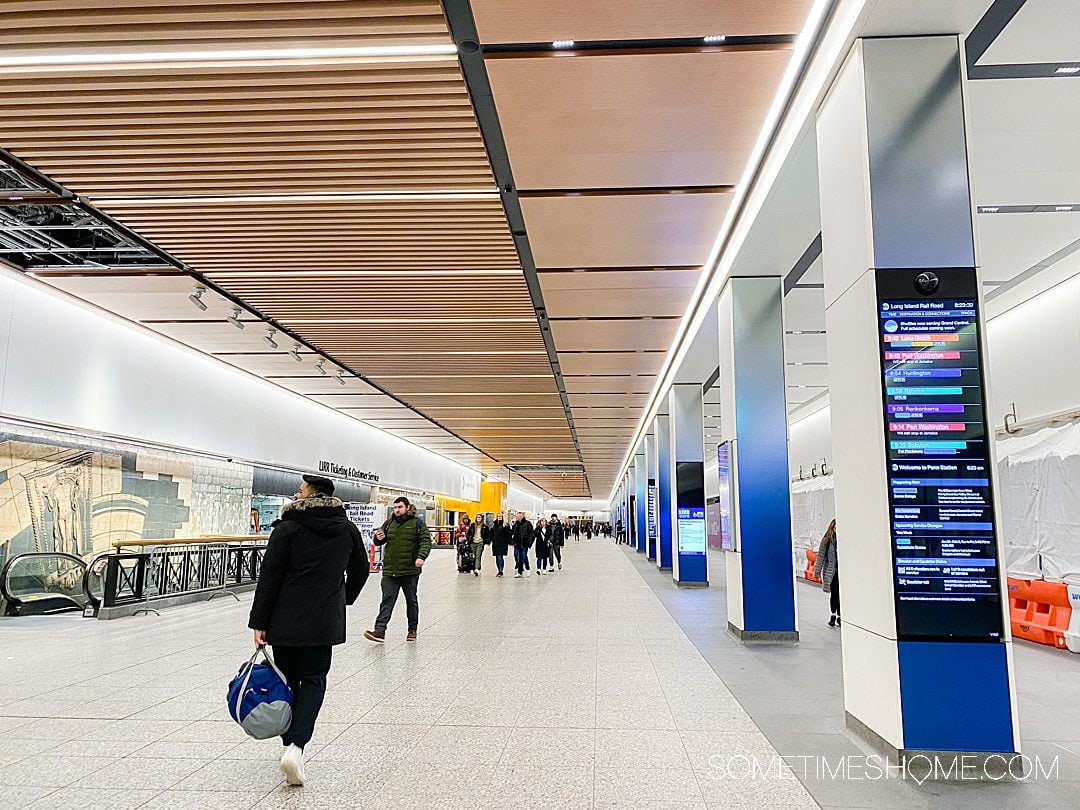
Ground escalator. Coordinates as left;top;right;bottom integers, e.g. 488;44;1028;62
0;552;91;616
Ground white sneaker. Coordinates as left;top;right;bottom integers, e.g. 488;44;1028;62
280;744;306;786
514;573;522;578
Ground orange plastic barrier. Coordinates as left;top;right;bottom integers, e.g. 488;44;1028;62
1008;577;1071;650
804;549;821;583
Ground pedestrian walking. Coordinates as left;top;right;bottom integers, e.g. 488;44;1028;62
364;496;431;643
512;511;533;577
469;513;487;576
534;518;550;575
490;514;511;577
547;513;564;571
814;519;840;627
248;475;369;786
456;515;475;574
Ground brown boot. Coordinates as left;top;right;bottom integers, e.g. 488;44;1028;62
364;629;385;643
406;631;417;641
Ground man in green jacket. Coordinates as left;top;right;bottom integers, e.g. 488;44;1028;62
364;496;431;643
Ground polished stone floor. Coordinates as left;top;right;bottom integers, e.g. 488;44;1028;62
626;544;1080;809
0;539;816;809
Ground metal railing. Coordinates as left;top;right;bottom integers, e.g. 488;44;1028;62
0;552;87;615
101;540;267;610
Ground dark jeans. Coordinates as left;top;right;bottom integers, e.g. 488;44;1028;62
495;554;505;574
273;644;332;750
551;545;562;566
537;554;548;571
830;572;841;615
376;573;420;633
514;545;529;574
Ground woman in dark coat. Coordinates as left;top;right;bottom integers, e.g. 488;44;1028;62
489;515;512;577
533;518;550;575
456;515;475;573
814;519;840;627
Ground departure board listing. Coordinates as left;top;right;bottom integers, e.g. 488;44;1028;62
877;285;1004;641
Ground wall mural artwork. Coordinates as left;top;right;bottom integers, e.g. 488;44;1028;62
0;428;254;571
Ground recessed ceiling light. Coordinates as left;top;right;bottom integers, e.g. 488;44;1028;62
703;35;727;44
227;308;245;330
552;40;575;49
1055;205;1073;212
1055;66;1080;74
980;206;999;213
188;285;207;312
263;328;278;349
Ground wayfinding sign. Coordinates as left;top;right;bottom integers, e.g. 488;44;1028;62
876;268;1004;642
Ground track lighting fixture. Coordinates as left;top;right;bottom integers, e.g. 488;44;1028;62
289;344;303;362
227;308;244;329
314;358;327;376
335;371;347;386
188;285;207;312
263;329;278;349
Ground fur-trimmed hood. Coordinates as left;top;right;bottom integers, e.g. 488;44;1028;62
282;494;344;514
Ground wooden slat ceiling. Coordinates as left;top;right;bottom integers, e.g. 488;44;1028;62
478;0;811;495
0;0;581;497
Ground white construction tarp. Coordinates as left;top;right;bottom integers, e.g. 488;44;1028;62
790;474;835;572
997;422;1080;585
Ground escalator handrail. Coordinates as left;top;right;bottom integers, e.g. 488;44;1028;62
0;551;88;606
81;550;112;609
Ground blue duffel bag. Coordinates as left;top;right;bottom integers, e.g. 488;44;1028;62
228;647;293;739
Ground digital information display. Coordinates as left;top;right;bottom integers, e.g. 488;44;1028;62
675;461;707;556
647;484;657;543
716;442;736;551
877;269;1004;642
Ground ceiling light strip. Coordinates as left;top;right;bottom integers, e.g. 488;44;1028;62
0;45;459;69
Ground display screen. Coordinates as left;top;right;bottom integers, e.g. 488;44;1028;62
647;483;657;543
717;442;735;551
877;269;1004;641
676;461;706;555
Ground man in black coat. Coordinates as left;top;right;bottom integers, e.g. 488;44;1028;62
511;511;533;578
249;475;368;786
546;513;565;571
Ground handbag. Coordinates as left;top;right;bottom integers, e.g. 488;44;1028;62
227;647;293;739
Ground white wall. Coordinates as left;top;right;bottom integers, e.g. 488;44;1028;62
0;270;480;499
985;273;1080;428
505;487;544;516
788;404;833;479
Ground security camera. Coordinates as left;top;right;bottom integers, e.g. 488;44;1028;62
913;271;940;296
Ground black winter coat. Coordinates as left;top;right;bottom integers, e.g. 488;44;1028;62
545;522;564;547
489;520;512;555
512;518;534;548
533;527;550;557
248;495;369;647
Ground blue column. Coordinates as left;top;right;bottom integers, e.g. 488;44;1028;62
655;413;674;571
669;384;707;585
816;36;1018;760
717;276;798;641
645;431;658;561
634;446;647;554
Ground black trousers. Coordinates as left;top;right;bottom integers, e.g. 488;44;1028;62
551;544;562;565
829;572;841;615
376;573;420;633
273;644;332;749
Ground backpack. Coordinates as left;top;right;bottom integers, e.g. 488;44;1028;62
228;647;293;739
